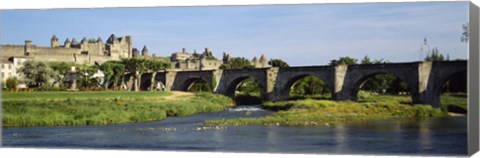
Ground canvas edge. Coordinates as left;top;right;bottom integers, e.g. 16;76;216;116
468;1;480;156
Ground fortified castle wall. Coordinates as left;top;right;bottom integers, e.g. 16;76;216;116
0;34;134;65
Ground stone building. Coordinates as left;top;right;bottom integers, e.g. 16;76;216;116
0;34;135;65
171;48;223;71
0;56;31;82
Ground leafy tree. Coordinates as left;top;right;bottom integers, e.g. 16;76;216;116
329;57;358;66
145;59;170;91
18;60;57;87
101;62;115;89
236;78;262;96
425;47;445;61
461;22;468;43
268;59;289;67
122;58;148;91
111;63;125;90
76;65;99;90
290;76;329;96
361;55;372;64
219;57;254;69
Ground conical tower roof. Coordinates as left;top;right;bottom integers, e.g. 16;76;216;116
51;35;59;41
252;56;258;62
260;54;267;62
97;37;103;43
64;38;71;44
81;37;88;43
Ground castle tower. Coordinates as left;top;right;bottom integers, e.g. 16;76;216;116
259;54;267;68
81;37;88;44
97;37;103;44
252;56;259;68
107;34;116;44
132;48;140;57
222;53;231;64
125;36;133;58
141;45;149;57
24;40;32;56
51;35;59;48
64;38;71;48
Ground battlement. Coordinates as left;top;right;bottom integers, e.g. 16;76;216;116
1;34;135;65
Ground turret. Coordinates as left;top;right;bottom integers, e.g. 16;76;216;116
107;34;116;44
51;35;59;48
24;40;32;56
141;45;149;57
97;37;103;44
260;54;267;68
81;37;88;44
132;48;140;57
64;38;71;48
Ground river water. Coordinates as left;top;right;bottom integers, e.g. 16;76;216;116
2;106;467;156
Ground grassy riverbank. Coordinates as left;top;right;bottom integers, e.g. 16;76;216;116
205;94;465;127
2;91;234;127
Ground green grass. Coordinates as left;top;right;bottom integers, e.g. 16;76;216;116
2;92;233;127
440;93;467;113
2;91;172;101
205;94;455;127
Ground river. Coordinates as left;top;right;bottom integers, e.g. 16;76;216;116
1;105;467;156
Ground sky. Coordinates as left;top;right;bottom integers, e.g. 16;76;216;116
0;2;469;66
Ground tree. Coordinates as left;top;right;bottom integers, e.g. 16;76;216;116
101;62;115;89
5;77;18;89
268;59;289;67
48;62;74;88
18;60;57;87
122;58;148;91
290;76;329;96
461;22;468;43
361;55;372;64
329;57;358;66
76;65;99;90
111;63;125;90
145;59;170;91
219;57;254;69
425;47;445;61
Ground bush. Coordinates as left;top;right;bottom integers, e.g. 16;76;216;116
6;77;18;89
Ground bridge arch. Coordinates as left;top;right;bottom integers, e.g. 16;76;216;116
183;77;211;92
350;72;415;100
224;76;266;98
430;69;467;108
340;66;418;102
282;74;333;99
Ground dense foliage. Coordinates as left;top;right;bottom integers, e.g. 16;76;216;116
220;57;254;69
18;60;57;87
268;59;289;67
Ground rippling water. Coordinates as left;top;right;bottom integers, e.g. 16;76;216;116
2;105;467;156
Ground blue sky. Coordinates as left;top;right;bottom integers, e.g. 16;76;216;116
1;2;469;66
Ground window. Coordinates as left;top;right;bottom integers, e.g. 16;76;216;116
1;72;4;78
1;64;4;69
8;64;11;69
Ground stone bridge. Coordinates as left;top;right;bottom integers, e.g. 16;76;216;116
139;60;467;108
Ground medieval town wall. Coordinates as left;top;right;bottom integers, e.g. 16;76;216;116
0;45;24;57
